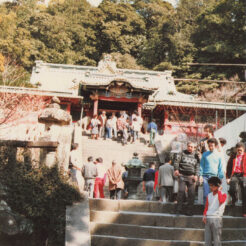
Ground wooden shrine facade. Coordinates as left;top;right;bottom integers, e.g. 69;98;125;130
29;56;246;138
81;79;153;117
150;103;245;139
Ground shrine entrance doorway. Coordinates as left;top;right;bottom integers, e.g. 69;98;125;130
98;100;137;116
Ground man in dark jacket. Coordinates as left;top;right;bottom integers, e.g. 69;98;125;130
174;142;200;215
143;162;156;201
226;142;246;216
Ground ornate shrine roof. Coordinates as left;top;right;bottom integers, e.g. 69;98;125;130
30;55;192;100
30;55;246;111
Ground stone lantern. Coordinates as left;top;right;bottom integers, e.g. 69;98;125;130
124;153;147;200
38;97;73;170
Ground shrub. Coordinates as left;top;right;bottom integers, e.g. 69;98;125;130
0;146;82;246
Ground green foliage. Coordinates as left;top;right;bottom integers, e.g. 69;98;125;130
96;1;146;57
0;56;32;87
110;52;143;69
0;53;4;72
176;80;220;95
153;61;173;71
0;146;81;245
0;0;245;92
192;0;246;80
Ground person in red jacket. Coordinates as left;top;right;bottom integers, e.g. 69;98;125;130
203;177;227;246
226;142;246;217
94;158;106;198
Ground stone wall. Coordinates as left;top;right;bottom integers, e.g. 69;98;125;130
65;199;91;246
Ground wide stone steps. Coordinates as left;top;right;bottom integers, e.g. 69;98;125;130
89;199;243;217
91;235;246;246
89;199;246;246
90;210;246;229
81;135;159;169
82;135;160;200
91;222;245;241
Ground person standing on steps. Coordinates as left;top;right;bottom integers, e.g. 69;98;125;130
143;162;156;201
122;167;129;199
226;142;246;217
122;118;129;145
158;155;174;203
82;156;98;198
174;142;200;215
69;143;84;192
90;115;101;140
117;114;126;141
131;117;141;143
198;124;222;158
94;157;106;198
217;138;227;193
199;138;224;204
111;112;118;140
203;177;227;246
147;119;158;147
107;160;124;199
105;116;113;139
98;111;107;139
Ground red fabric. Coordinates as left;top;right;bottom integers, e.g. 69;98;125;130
217;191;227;205
231;153;246;177
154;171;159;191
99;115;107;126
203;197;209;216
234;155;243;173
94;177;105;198
117;117;126;131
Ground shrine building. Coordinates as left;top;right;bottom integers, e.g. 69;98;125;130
30;55;246;138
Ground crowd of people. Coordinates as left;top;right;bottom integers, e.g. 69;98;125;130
70;123;246;246
142;124;246;246
69;148;125;200
88;110;158;146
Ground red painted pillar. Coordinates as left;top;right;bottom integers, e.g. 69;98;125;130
138;103;142;117
190;114;195;123
66;103;71;113
190;114;195;134
93;99;98;116
163;110;168;130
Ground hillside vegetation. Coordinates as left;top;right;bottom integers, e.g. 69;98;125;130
0;0;245;96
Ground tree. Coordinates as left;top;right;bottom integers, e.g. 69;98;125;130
0;92;48;126
134;0;175;68
95;0;146;57
0;56;31;87
110;52;143;69
192;0;246;80
0;53;4;72
0;147;81;245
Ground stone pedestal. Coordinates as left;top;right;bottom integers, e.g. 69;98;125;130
38;97;72;170
127;168;142;200
65;199;90;246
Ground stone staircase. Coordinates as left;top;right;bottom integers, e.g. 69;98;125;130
89;199;246;246
81;134;160;168
81;134;160;199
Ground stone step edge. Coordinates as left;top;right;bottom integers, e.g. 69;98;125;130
89;199;242;215
90;209;245;220
92;235;246;244
90;222;246;232
92;235;204;244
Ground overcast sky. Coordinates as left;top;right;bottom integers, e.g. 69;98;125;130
87;0;178;7
0;0;178;7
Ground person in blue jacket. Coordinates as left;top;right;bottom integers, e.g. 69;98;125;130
199;138;224;204
147;119;158;147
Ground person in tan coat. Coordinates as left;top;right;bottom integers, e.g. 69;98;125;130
107;160;124;199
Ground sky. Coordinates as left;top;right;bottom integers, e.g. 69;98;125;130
87;0;178;7
0;0;178;6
